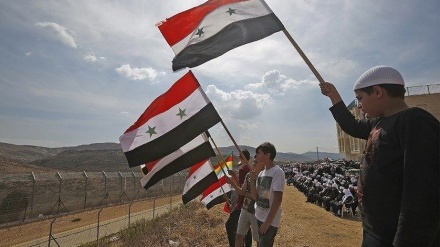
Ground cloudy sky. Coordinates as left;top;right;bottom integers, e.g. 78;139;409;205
0;0;439;154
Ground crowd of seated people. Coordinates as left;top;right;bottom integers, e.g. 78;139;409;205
284;160;359;217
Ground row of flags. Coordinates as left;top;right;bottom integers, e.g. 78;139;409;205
120;0;285;208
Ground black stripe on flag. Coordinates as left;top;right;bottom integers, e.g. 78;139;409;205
125;103;220;167
142;141;216;190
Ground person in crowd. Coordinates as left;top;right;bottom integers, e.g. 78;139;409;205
227;155;264;247
330;185;353;217
225;149;252;247
250;142;285;247
320;65;439;246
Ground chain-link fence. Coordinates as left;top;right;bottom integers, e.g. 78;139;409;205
0;171;186;224
0;172;186;246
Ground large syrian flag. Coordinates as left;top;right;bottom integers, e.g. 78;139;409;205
139;133;215;190
182;154;233;204
120;71;221;167
157;0;284;71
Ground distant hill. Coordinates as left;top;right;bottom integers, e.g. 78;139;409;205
218;145;343;162
0;142;343;173
29;149;132;172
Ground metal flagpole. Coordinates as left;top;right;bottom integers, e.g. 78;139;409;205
282;29;325;84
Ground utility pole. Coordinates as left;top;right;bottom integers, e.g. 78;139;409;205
316;147;319;161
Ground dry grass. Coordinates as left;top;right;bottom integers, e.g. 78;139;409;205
1;186;362;246
105;185;362;247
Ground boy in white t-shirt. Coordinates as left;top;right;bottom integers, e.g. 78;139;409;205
250;142;285;247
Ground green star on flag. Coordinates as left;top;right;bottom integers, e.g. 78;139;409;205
195;28;204;37
146;125;157;138
226;7;236;16
177;108;187;119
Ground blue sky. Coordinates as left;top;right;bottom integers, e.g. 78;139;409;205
0;0;439;153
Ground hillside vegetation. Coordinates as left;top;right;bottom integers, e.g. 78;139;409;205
0;142;343;173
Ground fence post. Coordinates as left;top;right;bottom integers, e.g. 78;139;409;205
83;171;88;210
119;172;127;202
132;172;138;200
169;176;173;211
128;202;133;227
48;217;60;247
97;208;104;247
56;172;63;214
31;172;36;217
152;189;156;219
102;171;109;203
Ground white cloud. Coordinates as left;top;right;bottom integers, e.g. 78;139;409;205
115;64;165;81
205;84;272;121
34;22;78;48
84;51;105;63
25;52;32;56
246;70;317;95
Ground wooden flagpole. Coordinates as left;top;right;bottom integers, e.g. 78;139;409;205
206;131;233;178
220;120;250;167
281;29;325;85
205;131;232;206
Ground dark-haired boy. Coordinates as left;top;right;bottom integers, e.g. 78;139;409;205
250;142;285;247
320;66;439;247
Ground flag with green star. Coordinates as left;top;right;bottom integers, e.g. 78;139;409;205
158;0;284;71
120;71;221;167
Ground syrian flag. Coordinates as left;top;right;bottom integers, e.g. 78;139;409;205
182;159;218;204
157;0;284;71
182;154;233;204
201;176;232;209
120;71;221;167
200;155;234;209
140;133;215;190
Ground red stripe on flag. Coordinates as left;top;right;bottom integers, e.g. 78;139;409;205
201;176;227;199
124;71;200;133
158;0;248;46
188;159;210;177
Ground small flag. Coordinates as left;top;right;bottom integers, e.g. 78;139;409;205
201;176;232;209
200;155;234;209
182;159;218;204
182;154;233;204
140;133;215;190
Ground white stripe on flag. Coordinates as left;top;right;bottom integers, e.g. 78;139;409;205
172;0;273;55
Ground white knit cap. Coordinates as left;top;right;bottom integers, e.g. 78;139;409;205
353;65;404;90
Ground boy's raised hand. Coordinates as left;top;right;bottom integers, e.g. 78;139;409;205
319;82;343;105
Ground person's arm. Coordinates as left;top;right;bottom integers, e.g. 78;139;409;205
226;174;247;196
393;112;440;246
249;170;258;201
320;82;374;140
